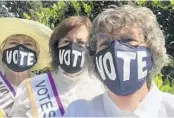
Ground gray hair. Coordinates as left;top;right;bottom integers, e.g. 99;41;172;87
90;5;169;88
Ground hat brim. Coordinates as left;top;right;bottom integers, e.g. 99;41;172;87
0;18;52;71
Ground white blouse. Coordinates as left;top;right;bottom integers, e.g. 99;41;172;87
64;83;174;117
9;69;105;117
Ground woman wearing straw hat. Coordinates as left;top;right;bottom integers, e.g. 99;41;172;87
0;18;52;116
10;16;104;117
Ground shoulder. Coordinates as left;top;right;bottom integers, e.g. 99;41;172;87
161;91;174;105
78;71;105;91
74;72;105;100
30;72;48;80
16;72;49;98
64;94;105;117
160;91;174;116
64;99;89;117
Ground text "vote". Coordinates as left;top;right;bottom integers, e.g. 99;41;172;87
96;51;148;81
59;49;84;67
6;50;34;66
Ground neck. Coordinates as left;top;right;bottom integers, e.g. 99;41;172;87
52;69;84;94
5;69;30;86
63;70;83;78
58;66;84;78
108;82;149;112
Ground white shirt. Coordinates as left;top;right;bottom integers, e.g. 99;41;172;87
64;84;174;117
0;72;18;117
9;69;105;117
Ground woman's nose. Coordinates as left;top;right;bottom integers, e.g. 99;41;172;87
18;40;25;44
68;35;77;42
69;38;77;43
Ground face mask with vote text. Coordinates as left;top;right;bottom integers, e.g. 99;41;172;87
58;42;85;73
2;44;37;72
95;40;153;96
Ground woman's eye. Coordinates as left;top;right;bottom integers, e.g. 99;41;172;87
77;41;85;45
64;40;69;43
100;41;110;47
24;43;33;47
121;39;134;43
9;42;17;45
97;41;109;51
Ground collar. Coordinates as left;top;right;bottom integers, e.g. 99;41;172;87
51;67;89;94
103;83;162;117
103;92;136;117
11;84;17;91
0;70;16;95
134;83;162;117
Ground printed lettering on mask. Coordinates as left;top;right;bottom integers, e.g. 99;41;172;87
2;44;37;72
59;49;84;67
96;51;148;81
6;50;35;66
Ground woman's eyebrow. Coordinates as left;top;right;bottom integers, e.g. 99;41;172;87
77;40;85;43
24;38;35;42
24;40;34;43
8;38;18;42
76;38;84;41
98;40;110;48
99;41;108;47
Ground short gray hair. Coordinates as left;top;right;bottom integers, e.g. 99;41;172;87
90;5;169;88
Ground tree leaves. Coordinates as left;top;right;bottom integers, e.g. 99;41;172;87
25;1;92;29
154;74;174;94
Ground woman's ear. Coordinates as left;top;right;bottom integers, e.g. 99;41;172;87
36;49;40;57
0;40;7;59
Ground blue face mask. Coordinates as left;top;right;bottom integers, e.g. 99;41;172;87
94;40;153;96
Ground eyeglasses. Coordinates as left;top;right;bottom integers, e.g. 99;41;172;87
89;33;145;52
59;37;89;48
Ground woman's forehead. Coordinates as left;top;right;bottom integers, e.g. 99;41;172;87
67;25;89;36
6;35;36;43
96;27;143;41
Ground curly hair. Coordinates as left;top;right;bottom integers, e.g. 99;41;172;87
90;5;169;88
49;16;92;69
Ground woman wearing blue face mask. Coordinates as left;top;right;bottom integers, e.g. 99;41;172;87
0;18;52;117
64;5;174;117
10;16;104;117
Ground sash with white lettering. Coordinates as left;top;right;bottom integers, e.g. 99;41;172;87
0;71;15;114
26;72;65;117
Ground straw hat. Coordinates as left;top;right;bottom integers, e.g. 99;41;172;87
0;109;6;117
0;18;52;71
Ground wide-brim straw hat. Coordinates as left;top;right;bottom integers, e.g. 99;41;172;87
0;18;52;71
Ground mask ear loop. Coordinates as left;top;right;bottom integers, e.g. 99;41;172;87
88;35;97;56
56;41;61;66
